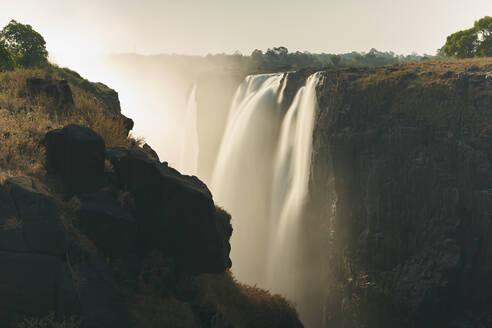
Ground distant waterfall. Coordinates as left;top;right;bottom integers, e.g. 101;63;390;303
267;72;323;300
211;73;285;285
179;85;199;175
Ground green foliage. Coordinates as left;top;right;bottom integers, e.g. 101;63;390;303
442;16;492;58
0;20;48;67
0;41;15;71
247;46;435;71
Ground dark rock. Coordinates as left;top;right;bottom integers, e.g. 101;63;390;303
109;148;231;274
2;176;67;256
78;256;130;328
142;143;159;161
44;124;106;194
0;251;78;325
307;66;492;327
121;114;134;136
26;77;74;107
74;190;136;258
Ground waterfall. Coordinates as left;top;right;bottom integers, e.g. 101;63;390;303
210;71;323;326
211;73;285;285
267;71;323;302
179;85;199;175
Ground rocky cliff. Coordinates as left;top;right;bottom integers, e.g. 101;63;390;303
0;67;302;328
306;59;492;327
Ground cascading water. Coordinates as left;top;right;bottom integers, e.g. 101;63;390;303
179;85;199;175
211;73;286;285
267;72;323;312
210;71;323;326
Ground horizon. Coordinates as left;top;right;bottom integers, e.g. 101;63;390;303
1;0;491;73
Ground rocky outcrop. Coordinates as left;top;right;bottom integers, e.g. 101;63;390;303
0;176;77;326
74;190;136;258
306;60;492;327
44;124;106;194
26;77;74;107
108;147;232;274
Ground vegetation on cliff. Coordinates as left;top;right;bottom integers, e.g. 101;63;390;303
442;16;492;58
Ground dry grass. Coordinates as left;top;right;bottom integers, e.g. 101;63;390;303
129;251;196;328
0;217;23;230
16;313;80;328
0;67;140;180
194;271;300;328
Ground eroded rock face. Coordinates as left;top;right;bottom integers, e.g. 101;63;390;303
306;64;492;327
44;124;105;194
0;177;77;325
108;147;232;274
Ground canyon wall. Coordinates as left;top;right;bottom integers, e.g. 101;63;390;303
307;60;492;327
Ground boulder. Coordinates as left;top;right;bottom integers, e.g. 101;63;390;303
74;190;136;258
108;148;231;274
0;177;77;326
44;124;106;194
26;77;74;107
78;256;130;328
0;251;78;325
1;176;67;256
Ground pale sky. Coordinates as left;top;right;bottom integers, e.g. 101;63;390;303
1;0;491;69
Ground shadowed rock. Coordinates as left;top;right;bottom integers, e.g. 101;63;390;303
44;124;105;194
74;190;136;258
1;176;67;256
108;147;231;274
0;177;77;325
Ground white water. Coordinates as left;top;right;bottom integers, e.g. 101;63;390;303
211;71;323;304
179;85;199;175
211;73;285;285
267;72;323;301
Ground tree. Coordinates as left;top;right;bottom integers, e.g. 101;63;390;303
442;16;492;59
474;16;492;57
329;54;341;66
0;41;15;71
0;20;48;67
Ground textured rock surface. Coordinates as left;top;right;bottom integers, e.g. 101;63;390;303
108;147;232;274
44;124;105;194
0;177;77;326
305;61;492;327
74;190;136;258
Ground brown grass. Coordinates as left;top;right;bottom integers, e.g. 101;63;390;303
0;67;140;180
0;217;23;230
129;251;195;328
194;271;300;328
16;313;80;328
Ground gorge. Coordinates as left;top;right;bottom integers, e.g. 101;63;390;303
173;59;492;327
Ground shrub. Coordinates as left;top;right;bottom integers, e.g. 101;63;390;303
195;271;300;328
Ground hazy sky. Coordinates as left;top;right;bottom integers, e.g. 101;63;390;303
1;0;490;68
